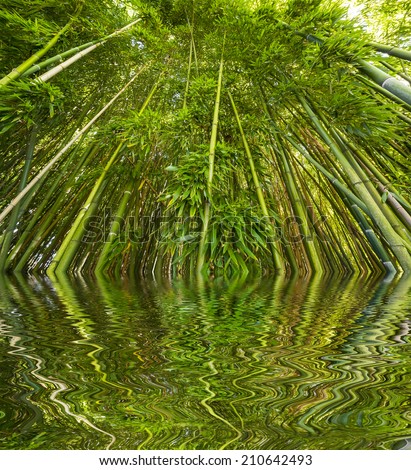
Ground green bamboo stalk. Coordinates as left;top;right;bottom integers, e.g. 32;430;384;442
0;69;144;226
293;161;352;273
298;149;382;274
0;124;38;271
0;21;72;87
197;48;225;275
284;134;370;216
260;89;322;273
11;142;100;271
6;95;99;268
311;139;387;271
95;77;162;273
22;19;141;78
357;59;411;106
47;143;123;276
35;186;94;273
297;142;365;271
368;42;411;62
21;41;99;78
275;18;411;107
335;132;411;237
376;181;411;230
282;146;324;274
183;36;194;110
294;125;409;271
261;145;298;273
27;181;88;273
50;70;163;275
36;19;141;83
346;197;395;274
228;91;285;272
299;96;411;273
186;8;199;74
378;60;411;85
95;185;131;273
356;75;411;114
207;58;224;193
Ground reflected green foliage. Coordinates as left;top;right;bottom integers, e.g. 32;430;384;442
0;273;410;449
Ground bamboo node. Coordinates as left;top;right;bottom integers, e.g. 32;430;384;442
381;77;403;90
353;179;371;186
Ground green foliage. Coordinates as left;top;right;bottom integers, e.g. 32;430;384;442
1;0;411;275
0;80;64;131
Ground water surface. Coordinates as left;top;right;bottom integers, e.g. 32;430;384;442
0;274;410;450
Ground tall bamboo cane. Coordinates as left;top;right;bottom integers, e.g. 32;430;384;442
0;125;38;271
300;96;411;273
0;22;72;87
274;18;411;107
0;68;145;226
11;142;100;272
368;42;411;62
197;48;225;275
228;91;285;272
22;19;141;79
47;143;123;276
35;19;141;83
95;76;164;273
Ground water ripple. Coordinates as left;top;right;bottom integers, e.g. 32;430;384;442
0;273;410;449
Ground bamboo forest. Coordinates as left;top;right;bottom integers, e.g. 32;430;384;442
0;0;411;451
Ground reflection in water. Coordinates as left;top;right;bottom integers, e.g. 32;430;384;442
0;273;410;450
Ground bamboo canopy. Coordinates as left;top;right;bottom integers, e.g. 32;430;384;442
1;0;411;277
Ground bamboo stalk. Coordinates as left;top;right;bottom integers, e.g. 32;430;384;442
229;91;285;272
285;134;370;216
95;77;163;273
300;96;411;273
35;18;141;83
356;75;411;114
47;143;123;276
6;96;99;266
197;47;225;275
329;130;411;250
368;42;411;62
378;60;411;86
11;142;100;271
183;35;194;110
357;59;411;106
0;124;38;271
0;21;72;87
22;19;141;79
0;69;144;226
274;18;411;107
186;8;199;74
293;161;352;274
